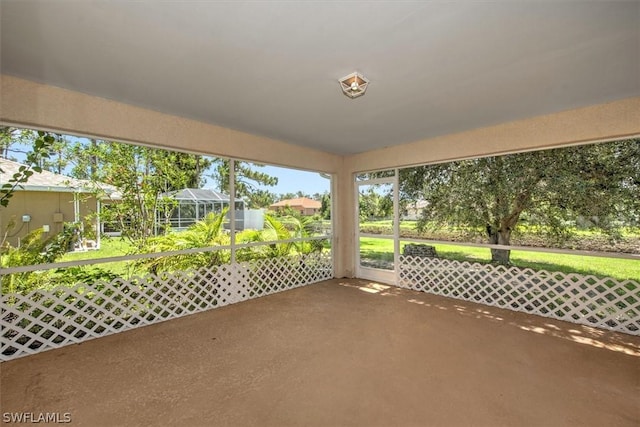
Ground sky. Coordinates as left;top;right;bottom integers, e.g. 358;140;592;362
202;164;330;196
244;165;330;196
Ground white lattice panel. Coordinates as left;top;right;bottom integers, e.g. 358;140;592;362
399;255;639;335
1;253;332;361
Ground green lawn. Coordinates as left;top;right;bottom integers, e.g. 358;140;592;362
59;237;135;276
61;238;133;261
360;237;639;282
57;236;639;282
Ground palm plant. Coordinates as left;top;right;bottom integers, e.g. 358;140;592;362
137;210;324;274
236;213;293;260
282;213;324;255
137;209;230;274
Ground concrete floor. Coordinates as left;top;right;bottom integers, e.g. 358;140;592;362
1;279;639;427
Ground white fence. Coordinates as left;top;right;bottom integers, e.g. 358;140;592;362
4;249;636;362
398;255;640;335
1;252;332;361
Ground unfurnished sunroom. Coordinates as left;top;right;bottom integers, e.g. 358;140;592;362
1;1;639;426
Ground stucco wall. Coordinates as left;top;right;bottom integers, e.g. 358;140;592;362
0;190;98;247
345;97;640;173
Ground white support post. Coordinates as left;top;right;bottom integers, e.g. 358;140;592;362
393;169;400;286
73;192;80;223
96;199;101;250
229;159;236;265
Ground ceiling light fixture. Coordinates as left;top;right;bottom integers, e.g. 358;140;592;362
339;71;369;99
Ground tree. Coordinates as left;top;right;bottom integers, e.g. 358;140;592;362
0;132;56;208
320;193;331;219
401;139;640;264
246;189;277;209
68;138;105;180
153;151;211;190
0;127;36;160
278;192;298;201
72;141;213;246
40;134;70;174
358;187;393;221
210;160;278;199
68;139;210;189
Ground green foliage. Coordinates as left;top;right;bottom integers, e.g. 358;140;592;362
0;223;81;294
358;186;393;221
1;223;79;266
136;209;324;273
0;127;38;160
68;138;104;180
273;205;298;218
79;141;212;245
40;133;71;174
45;138;212;246
210;159;278;200
277;191;310;201
59;237;133;277
320;193;331;219
50;266;118;287
245;189;277;209
0;131;56;208
246;212;323;258
136;209;231;273
401;139;640;264
359;237;639;282
238;214;295;259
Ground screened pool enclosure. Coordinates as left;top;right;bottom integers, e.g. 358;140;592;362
157;188;245;231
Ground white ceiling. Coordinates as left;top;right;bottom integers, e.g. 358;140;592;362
1;1;638;155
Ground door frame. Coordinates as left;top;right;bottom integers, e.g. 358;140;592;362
354;172;399;284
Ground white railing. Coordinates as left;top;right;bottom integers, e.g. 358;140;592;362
1;251;332;361
398;255;639;335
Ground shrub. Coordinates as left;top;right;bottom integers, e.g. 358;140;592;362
1;223;82;294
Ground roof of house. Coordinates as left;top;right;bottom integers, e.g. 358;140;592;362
406;200;429;210
0;157;119;197
162;188;232;202
270;197;321;209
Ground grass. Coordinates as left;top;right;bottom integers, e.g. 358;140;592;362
51;235;640;283
360;237;640;282
361;219;415;230
61;237;133;260
59;237;135;276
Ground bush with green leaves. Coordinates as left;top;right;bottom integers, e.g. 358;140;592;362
50;266;119;288
136;209;325;274
1;223;81;294
135;209;231;274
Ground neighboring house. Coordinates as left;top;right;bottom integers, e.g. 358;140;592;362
270;197;321;216
403;200;429;220
0;158;117;248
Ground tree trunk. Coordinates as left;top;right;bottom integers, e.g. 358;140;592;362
486;225;511;265
490;246;511;265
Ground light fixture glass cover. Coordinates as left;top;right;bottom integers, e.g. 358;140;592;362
339;71;369;99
